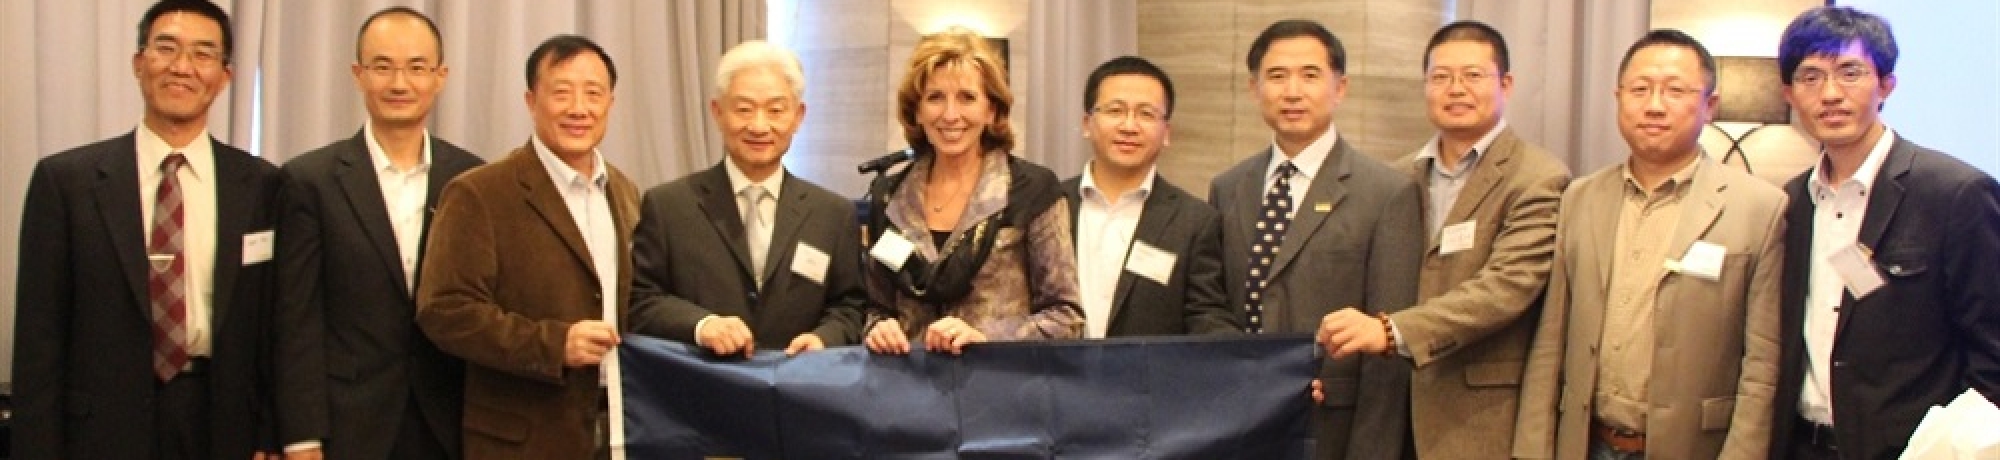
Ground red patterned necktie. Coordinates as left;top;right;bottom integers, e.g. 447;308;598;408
149;153;190;381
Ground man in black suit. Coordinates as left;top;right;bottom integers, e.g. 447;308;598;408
13;1;282;458
273;8;484;460
1769;7;2000;459
1062;56;1238;338
627;40;867;356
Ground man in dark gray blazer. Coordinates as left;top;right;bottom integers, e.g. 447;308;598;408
1062;56;1237;338
272;8;484;460
628;41;866;355
1768;7;2000;459
1208;20;1425;460
14;1;281;458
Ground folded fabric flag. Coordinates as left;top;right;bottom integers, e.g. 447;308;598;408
619;334;1318;459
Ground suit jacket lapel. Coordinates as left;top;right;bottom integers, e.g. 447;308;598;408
416;138;476;290
94;133;153;318
1435;132;1513;251
1114;188;1178;324
1660;158;1728;288
1229;150;1273;240
514;147;600;284
695;165;758;284
208;138;255;324
1585;168;1622;293
762;173;812;288
332;133;411;297
1271;141;1352;278
1836;136;1913;339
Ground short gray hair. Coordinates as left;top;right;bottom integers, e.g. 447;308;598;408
714;40;805;99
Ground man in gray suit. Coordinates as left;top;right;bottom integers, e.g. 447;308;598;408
273;8;484;460
1062;56;1238;338
1314;20;1570;459
627;40;867;356
1515;30;1784;460
1208;19;1425;460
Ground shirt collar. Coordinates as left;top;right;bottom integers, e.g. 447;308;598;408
364;122;434;174
1619;153;1702;198
1267;126;1338;182
136;121;213;181
531;134;607;188
1079;161;1157;204
723;155;785;199
1807;126;1895;205
1415;120;1507;178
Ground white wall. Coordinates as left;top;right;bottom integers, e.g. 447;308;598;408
1838;0;2000;175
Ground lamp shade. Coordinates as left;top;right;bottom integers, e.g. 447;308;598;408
1714;56;1790;124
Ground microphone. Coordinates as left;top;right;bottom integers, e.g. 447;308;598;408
857;149;915;174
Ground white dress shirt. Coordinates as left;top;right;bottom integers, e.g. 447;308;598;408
1076;163;1156;339
364;123;433;290
1799;127;1896;425
1264;127;1339;220
531;136;620;330
137;122;216;357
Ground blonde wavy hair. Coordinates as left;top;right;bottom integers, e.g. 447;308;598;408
895;27;1014;155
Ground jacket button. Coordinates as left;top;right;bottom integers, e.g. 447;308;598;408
1887;265;1904;275
1833;360;1847;368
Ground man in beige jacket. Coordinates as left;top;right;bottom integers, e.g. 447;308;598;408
1514;29;1784;460
1313;20;1569;459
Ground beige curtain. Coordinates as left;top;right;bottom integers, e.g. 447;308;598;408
1020;0;1138;180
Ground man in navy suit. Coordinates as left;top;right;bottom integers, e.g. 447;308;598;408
13;1;282;458
272;7;484;460
1062;56;1239;338
1768;7;2000;459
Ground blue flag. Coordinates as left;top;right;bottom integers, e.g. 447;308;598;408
619;334;1317;459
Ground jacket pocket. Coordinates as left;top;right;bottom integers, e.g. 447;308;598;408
1699;396;1735;431
463;400;531;443
1465;361;1524;388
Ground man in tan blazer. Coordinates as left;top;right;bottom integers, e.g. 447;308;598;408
1514;30;1783;460
1315;21;1569;459
417;35;639;459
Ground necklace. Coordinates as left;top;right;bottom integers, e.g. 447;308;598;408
930;179;970;213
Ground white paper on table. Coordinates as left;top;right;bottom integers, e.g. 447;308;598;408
1899;388;2000;459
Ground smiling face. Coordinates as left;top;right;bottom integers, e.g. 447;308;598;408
526;51;614;159
1784;40;1895;153
1615;44;1716;164
1252;36;1346;151
353;13;446;129
1085;74;1171;173
711;66;805;179
133;11;232;131
1425;40;1511;138
916;64;996;158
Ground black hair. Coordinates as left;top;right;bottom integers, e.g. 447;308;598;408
137;0;233;65
526;34;618;90
1246;19;1346;75
1618;29;1718;95
1083;55;1177;118
1425;20;1510;74
1777;6;1898;85
356;7;444;63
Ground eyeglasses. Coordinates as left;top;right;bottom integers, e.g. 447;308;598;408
145;41;224;67
1092;103;1165;124
1620;83;1705;102
365;62;439;78
1426;69;1492;88
1793;63;1874;88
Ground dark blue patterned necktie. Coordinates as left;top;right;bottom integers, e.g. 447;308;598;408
1244;161;1296;334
